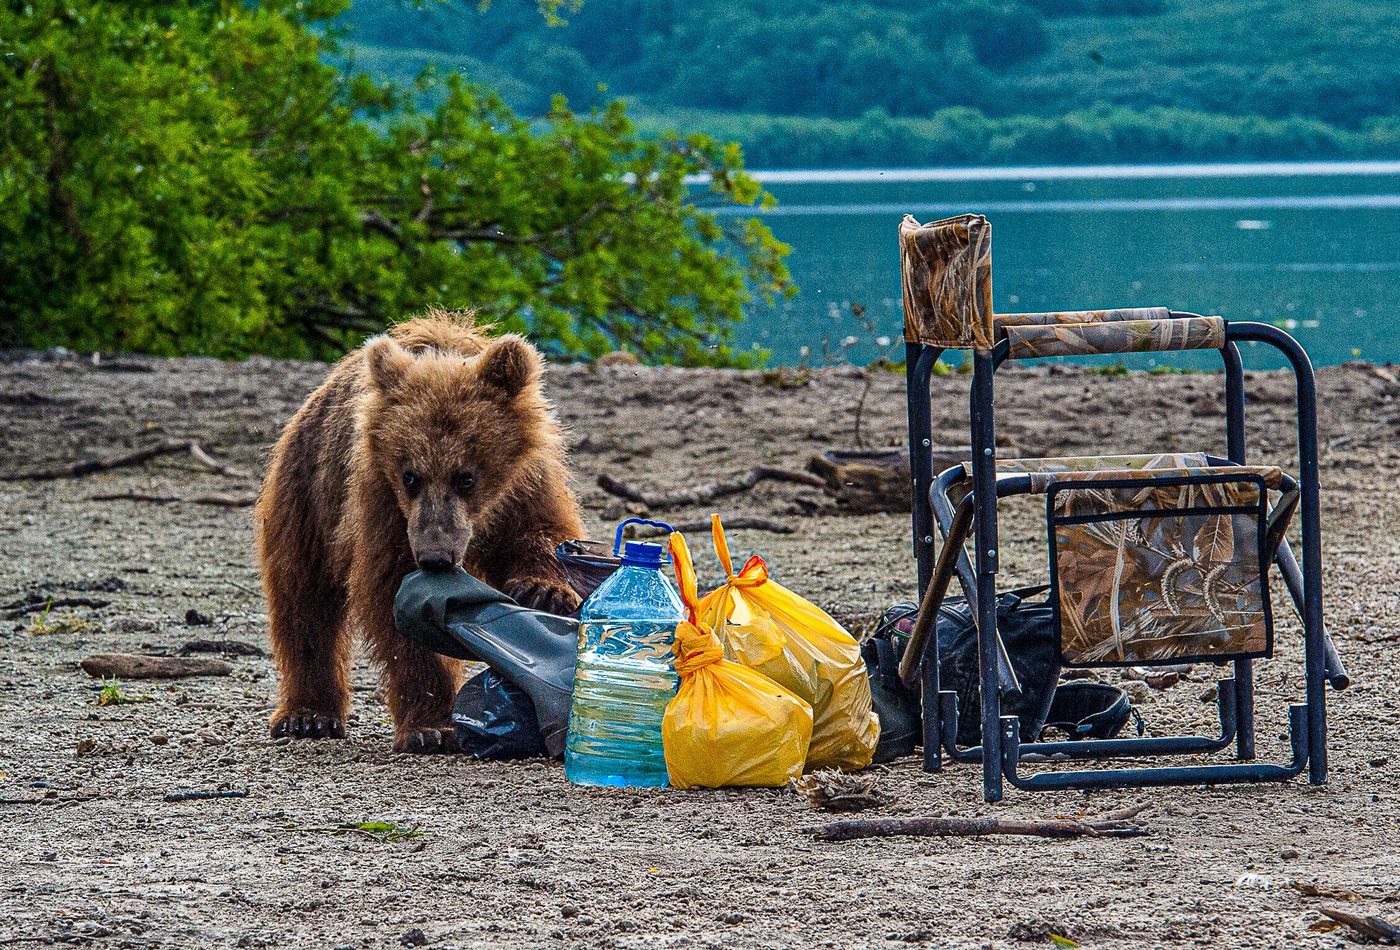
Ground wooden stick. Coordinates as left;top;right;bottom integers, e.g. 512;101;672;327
188;442;250;479
2;596;109;617
810;815;1151;842
87;491;256;507
1;438;193;481
1095;801;1152;822
178;639;266;657
163;789;248;803
598;465;825;509
1318;908;1400;942
80;654;233;679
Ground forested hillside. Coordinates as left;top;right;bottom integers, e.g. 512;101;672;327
345;0;1400;166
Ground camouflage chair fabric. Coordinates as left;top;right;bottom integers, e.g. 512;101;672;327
1047;471;1275;667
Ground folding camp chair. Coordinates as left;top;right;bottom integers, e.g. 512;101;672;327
899;213;1349;802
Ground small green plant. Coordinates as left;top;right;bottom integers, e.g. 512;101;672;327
1087;361;1130;377
345;821;425;841
932;359;954;376
28;602;100;636
97;678;149;707
294;820;426;842
1147;364;1202;376
760;367;811;389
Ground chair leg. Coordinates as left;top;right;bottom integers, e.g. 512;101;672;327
920;656;942;772
970;349;1003;803
1234;658;1256;760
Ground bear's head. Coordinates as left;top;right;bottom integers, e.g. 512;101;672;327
357;333;556;570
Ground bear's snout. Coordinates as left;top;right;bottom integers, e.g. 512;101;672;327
408;492;472;571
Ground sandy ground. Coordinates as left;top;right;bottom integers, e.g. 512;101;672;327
2;349;1399;949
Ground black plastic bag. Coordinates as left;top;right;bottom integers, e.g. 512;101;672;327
452;668;550;760
554;539;619;607
394;567;578;758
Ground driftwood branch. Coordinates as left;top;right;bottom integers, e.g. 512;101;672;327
178;639;266;658
598;466;824;510
164;789;248;803
811;810;1152;842
1318;908;1400;943
87;491;256;507
80;654;233;679
2;438;193;481
188;443;250;479
3;596;109;618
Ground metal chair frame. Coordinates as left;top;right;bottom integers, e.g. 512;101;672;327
905;320;1350;802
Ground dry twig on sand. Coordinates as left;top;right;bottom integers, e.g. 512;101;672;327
2;439;251;482
2;438;193;481
1317;908;1400;943
2;596;109;618
598;466;824;510
811;803;1152;842
164;789;248;803
188;443;250;479
80;654;233;679
87;491;256;507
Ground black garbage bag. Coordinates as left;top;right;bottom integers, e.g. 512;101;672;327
394;567;578;759
452;668;550;760
554;539;620;607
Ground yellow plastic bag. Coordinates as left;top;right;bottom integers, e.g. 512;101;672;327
697;515;880;771
661;533;813;789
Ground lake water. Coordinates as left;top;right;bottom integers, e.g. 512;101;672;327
723;162;1400;369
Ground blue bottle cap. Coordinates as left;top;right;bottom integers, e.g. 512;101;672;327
619;539;668;569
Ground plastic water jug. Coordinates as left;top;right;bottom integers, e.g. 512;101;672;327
564;519;685;787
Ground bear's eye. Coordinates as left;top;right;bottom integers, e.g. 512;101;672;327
402;470;421;496
453;472;477;496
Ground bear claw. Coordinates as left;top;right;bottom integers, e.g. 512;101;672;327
394;726;458;755
271;710;346;741
505;579;581;616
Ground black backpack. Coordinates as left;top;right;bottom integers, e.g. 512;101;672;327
866;585;1061;756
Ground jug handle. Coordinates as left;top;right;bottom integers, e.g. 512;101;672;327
612;518;676;556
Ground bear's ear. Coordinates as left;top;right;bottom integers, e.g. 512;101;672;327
364;337;413;394
478;335;541;397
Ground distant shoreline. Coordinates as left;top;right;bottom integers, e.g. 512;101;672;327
730;161;1400;183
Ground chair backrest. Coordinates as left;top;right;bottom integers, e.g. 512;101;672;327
899;213;1225;358
899;213;994;349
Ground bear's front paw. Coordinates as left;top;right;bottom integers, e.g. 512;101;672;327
393;725;459;755
504;578;581;615
271;709;347;741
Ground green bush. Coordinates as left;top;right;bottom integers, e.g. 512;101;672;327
0;1;791;365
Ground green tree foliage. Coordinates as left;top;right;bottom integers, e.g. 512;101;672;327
0;1;792;364
348;0;1400;167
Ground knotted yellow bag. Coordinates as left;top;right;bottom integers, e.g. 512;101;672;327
661;533;813;789
696;515;880;771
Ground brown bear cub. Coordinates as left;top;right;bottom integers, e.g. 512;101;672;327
256;310;584;753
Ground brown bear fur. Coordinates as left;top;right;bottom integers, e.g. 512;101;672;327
255;310;584;753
